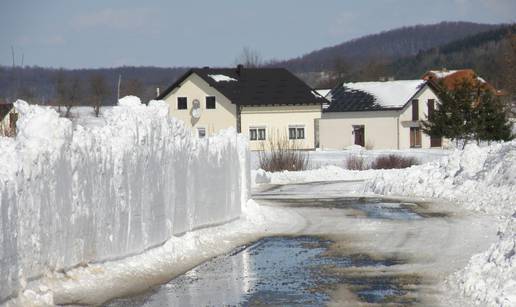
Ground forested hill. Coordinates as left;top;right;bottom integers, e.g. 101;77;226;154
269;22;501;73
387;23;516;89
0;66;188;105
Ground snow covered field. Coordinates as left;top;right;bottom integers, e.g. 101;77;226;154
0;97;249;305
250;147;451;170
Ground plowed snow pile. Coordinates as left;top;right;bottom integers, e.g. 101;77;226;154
0;97;249;304
366;141;516;306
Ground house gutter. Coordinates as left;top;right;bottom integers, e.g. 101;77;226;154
396;116;400;149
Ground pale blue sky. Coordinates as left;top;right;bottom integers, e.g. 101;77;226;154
1;0;515;68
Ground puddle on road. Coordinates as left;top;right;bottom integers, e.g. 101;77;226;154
107;236;419;306
256;197;448;220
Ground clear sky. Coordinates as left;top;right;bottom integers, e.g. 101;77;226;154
1;0;515;69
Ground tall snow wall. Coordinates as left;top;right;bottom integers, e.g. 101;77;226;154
0;98;249;302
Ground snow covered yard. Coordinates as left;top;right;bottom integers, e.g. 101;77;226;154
253;140;516;306
250;147;451;171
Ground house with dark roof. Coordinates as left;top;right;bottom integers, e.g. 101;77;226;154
319;80;445;150
157;65;326;150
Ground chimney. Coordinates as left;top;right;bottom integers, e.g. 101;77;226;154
236;64;244;76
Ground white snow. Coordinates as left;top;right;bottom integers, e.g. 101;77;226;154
315;89;331;98
343;80;426;108
429;70;459;79
0;98;249;304
252;141;516;305
208;74;237;82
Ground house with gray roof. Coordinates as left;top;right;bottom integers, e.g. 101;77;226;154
319;80;445;150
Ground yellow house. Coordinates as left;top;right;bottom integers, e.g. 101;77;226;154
319;80;446;150
157;66;325;150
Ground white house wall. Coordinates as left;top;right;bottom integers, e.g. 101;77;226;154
319;85;443;150
241;104;321;150
319;110;399;149
162;73;237;136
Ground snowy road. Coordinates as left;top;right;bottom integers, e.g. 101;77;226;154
107;180;498;306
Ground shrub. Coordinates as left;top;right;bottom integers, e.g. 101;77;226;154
370;154;418;170
258;136;309;172
345;155;366;170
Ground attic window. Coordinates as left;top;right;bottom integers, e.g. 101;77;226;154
178;97;187;110
206;96;216;109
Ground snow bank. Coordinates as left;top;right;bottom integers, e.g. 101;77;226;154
0;99;249;303
365;141;516;305
366;142;515;215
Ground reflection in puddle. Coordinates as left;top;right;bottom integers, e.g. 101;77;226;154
107;236;417;306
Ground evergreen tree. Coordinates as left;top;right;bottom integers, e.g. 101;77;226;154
422;80;476;148
474;91;513;143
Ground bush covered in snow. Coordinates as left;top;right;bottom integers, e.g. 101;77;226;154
0;98;249;302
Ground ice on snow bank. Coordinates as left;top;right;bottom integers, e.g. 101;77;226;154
0;99;249;303
365;141;516;305
452;217;516;306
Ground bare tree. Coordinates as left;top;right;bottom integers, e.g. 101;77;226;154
55;70;67;112
120;78;144;98
65;77;82;117
235;47;263;68
89;74;109;117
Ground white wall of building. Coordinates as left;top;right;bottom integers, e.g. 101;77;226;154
319;85;443;150
241;104;321;150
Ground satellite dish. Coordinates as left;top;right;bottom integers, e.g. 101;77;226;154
191;99;201;119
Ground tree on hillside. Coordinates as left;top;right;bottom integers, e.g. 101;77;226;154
474;91;513;143
89;74;109;117
235;47;262;68
55;72;83;117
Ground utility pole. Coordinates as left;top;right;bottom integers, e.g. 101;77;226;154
117;74;122;102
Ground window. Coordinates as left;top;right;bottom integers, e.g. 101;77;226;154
249;127;266;141
288;125;305;140
410;127;422;148
197;127;206;138
412;99;419;121
206;96;216;109
177;97;187;110
427;99;435;118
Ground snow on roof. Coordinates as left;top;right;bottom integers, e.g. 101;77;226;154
343;80;426;108
315;89;331;98
429;70;459;78
208;74;237;82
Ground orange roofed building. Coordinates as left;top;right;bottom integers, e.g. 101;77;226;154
422;69;504;96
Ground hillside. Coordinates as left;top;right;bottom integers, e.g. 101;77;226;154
270;22;501;74
387;24;516;90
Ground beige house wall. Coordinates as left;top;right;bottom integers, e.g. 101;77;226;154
319;85;445;150
241;104;321;150
319;111;399;149
162;73;237;136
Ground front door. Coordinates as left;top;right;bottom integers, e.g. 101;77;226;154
430;136;442;147
353;125;365;147
410;127;421;148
